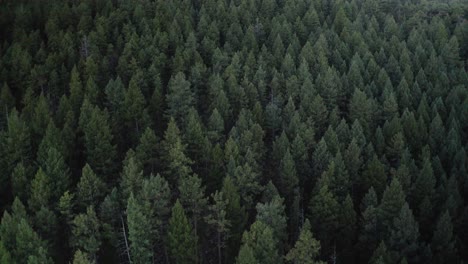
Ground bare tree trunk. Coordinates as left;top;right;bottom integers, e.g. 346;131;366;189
121;215;132;264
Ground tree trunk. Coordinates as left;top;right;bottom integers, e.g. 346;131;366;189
121;216;132;264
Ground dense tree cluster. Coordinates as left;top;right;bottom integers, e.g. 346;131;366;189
0;0;467;263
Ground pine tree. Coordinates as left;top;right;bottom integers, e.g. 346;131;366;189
0;82;14;129
124;75;147;142
279;148;299;200
41;147;70;201
431;211;457;264
120;151;144;202
77;164;105;209
205;191;230;264
127;194;153;264
70;206;101;260
221;176;247;260
0;109;31;204
15;218;52;264
69;65;83;116
388;203;421;263
37;120;66;166
135;127;159;174
236;243;257;264
378;178;406;240
369;241;391;264
312;139;331;180
0;240;12;264
72;250;95;264
178;174;208;242
240;220;281;264
337;194;357;259
359;189;380;262
285;219;325;264
161;118;193;185
167;200;197;264
80;104;116;179
307;184;340;253
29;168;52;212
10;162;29;202
411;158;436;210
256;193;287;244
31;93;50;141
361;155;387;197
165;72;195;127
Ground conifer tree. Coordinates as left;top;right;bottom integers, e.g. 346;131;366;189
388;203;421;263
167;200;197;264
127;194;153;264
81;104;116;179
221;176;247;260
135;127;159;174
240;220;281;264
179;174;208;241
77;164;105;209
205;191;230;264
70;206;101;260
161;118;193;185
279;148;299;201
165;72;195;127
285;219;325;264
431;211;457;264
378;178;406;239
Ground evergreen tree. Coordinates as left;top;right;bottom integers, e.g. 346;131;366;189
72;250;95;264
0;109;31;205
388;203;421;263
361;155;387;197
70;206;101;260
77;164;105;209
378;178;406;239
279;148;299;201
205;191;230;264
256;193;287;244
240;220;281;264
285;219;325;264
179;173;208;243
167;200;197;264
41;147;70;201
124;75;147;142
127;194;153;264
307;184;340;254
80;104;116;179
431;211;457;264
221;176;247;260
236;244;256;264
161;118;193;185
165;72;195;127
135;127;159;174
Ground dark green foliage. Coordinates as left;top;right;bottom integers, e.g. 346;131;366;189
80;102;116;180
126;194;153;264
165;72;195;128
378;178;406;239
431;211;457;264
70;206;101;260
77;164;105;209
0;0;466;263
285;219;325;264
167;200;197;264
239;220;281;264
388;203;421;263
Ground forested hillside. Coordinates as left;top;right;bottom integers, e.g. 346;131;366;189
0;0;467;263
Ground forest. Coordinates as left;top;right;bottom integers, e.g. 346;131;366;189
0;0;467;263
